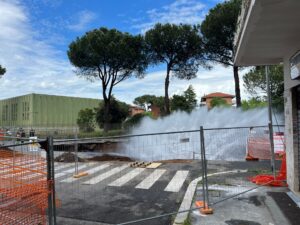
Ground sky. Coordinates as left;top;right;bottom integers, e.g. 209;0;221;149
0;0;251;104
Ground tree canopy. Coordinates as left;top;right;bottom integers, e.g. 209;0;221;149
243;65;284;110
145;23;204;114
201;0;242;107
171;85;197;112
241;97;268;111
133;94;165;113
95;97;129;130
77;108;96;132
67;27;148;131
0;65;6;78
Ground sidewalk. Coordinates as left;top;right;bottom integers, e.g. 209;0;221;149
190;172;300;225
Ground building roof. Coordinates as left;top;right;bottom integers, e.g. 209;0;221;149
129;105;144;110
201;92;235;102
234;0;300;66
0;93;101;102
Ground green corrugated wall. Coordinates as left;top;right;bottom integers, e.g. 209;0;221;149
0;93;101;128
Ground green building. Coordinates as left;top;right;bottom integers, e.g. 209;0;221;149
0;93;101;128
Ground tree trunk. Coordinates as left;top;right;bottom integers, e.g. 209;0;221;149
233;66;241;107
164;65;171;115
103;99;111;133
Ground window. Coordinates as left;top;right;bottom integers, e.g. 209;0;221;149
11;103;18;121
22;102;30;120
2;105;8;121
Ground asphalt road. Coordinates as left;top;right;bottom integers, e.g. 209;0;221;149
54;160;200;225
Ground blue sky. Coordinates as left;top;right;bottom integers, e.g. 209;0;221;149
0;0;250;103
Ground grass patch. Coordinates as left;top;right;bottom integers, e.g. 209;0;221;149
247;169;273;175
183;216;191;225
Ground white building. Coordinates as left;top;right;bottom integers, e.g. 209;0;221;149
234;0;300;196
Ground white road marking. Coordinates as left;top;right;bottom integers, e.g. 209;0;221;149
83;164;128;185
135;169;166;190
164;170;189;192
20;172;44;179
109;168;145;187
60;164;110;183
55;164;87;179
55;163;74;171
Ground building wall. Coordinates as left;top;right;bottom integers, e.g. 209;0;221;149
284;58;300;193
206;97;233;109
0;94;33;127
0;94;101;128
129;108;145;117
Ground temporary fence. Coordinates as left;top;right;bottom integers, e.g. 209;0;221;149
0;135;56;225
47;124;285;225
197;125;286;215
1;124;285;225
52;130;200;225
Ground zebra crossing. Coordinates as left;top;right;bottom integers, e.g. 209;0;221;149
54;162;189;193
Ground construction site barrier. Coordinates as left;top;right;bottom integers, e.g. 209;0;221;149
246;132;285;160
0;138;56;225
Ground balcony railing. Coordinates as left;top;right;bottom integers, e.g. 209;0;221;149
233;0;253;54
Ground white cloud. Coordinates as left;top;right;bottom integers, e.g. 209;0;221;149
0;0;251;106
67;10;96;32
132;0;206;32
115;65;251;104
0;1;100;100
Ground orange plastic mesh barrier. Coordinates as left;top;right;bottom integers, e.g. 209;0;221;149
250;152;287;187
0;148;50;225
0;130;4;141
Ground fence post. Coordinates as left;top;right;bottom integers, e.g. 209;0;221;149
200;126;206;207
268;122;276;178
46;137;53;225
46;136;57;225
75;133;78;175
200;126;210;208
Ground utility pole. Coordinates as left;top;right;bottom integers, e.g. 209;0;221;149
266;65;276;178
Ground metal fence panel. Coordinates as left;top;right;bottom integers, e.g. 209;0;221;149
0;136;52;225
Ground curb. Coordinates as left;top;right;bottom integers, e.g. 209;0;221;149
173;170;246;225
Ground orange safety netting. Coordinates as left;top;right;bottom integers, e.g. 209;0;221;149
249;152;287;187
0;148;50;225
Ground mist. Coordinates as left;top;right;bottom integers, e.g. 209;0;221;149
120;107;284;161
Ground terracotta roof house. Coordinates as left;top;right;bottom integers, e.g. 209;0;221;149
128;105;145;117
201;92;235;109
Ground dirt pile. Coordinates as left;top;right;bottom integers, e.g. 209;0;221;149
55;152;85;162
89;154;133;162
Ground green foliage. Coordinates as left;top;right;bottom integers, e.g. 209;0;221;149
67;27;148;131
145;23;204;114
123;113;146;130
0;65;6;78
201;0;242;66
184;85;197;111
210;97;230;108
133;94;165;113
171;95;188;112
243;65;284;111
201;0;242;106
241;97;268;111
95;97;129;130
77;108;95;132
171;85;197;112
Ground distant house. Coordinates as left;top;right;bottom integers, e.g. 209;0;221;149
149;104;161;118
200;92;235;109
128;105;145;117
